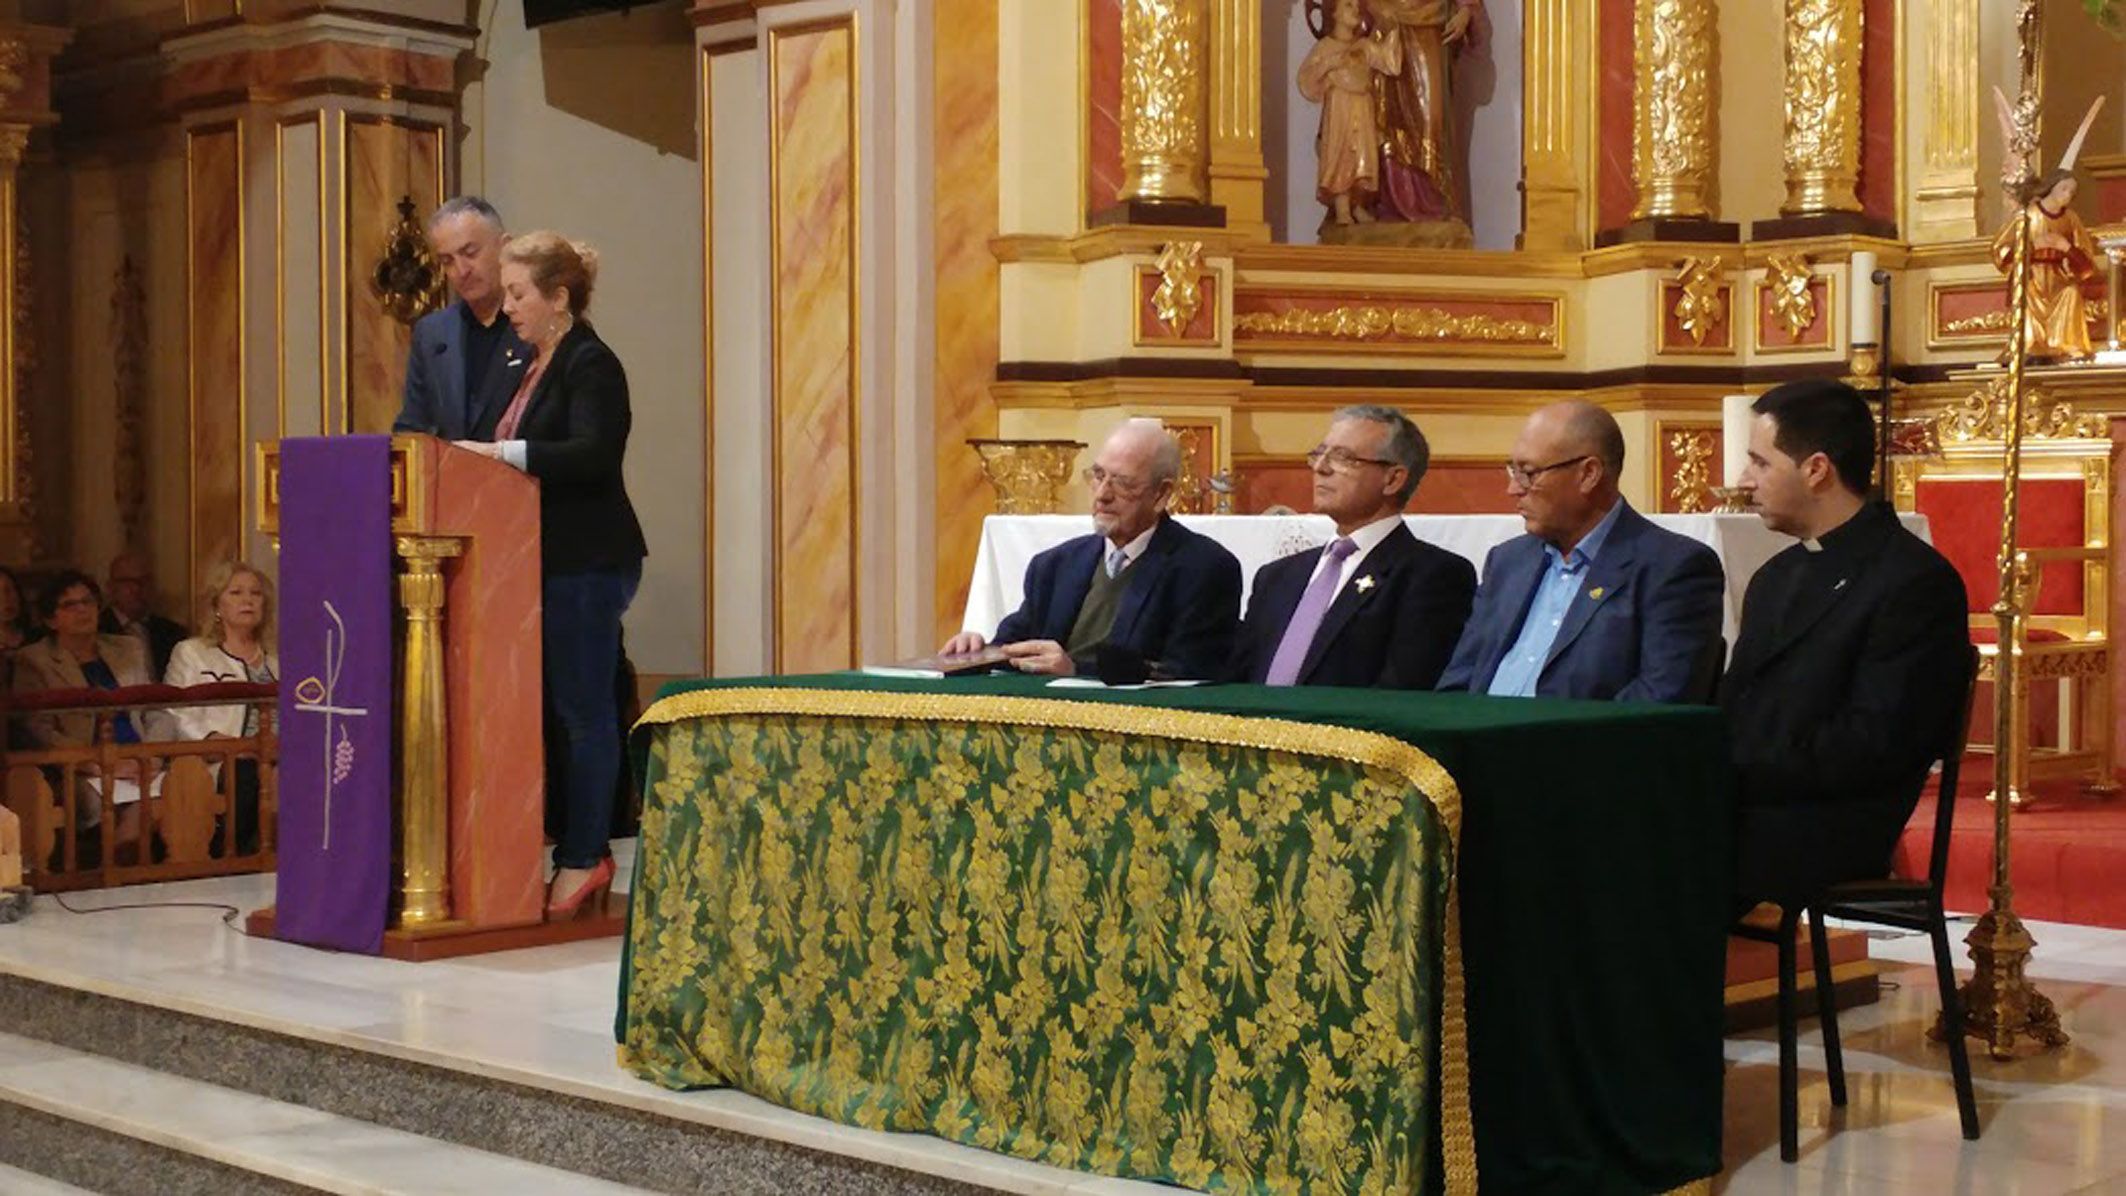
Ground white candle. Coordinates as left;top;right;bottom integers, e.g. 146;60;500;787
1722;394;1755;487
1849;251;1879;345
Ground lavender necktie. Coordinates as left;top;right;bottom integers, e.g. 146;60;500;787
1263;537;1357;686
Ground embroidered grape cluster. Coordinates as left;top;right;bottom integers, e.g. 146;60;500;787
333;726;355;785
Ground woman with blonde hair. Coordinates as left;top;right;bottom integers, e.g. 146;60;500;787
165;561;279;855
451;231;646;918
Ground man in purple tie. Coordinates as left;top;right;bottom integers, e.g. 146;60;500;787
941;420;1241;679
1232;406;1476;688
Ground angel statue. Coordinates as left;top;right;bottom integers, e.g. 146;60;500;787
1990;92;2107;360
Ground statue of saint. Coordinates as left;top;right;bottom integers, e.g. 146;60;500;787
1989;94;2107;361
1297;0;1402;228
1367;0;1478;230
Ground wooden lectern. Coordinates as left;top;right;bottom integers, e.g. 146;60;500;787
252;435;622;959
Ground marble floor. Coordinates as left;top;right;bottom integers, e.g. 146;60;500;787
4;859;2126;1194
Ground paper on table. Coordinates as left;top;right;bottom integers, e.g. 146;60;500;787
1045;678;1205;690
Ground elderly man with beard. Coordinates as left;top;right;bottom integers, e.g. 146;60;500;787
942;419;1240;679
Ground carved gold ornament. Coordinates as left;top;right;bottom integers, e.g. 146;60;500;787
0;40;25;108
1152;241;1205;337
1765;253;1818;339
1671;256;1729;347
1233;305;1555;345
1666;430;1715;513
968;439;1088;514
1120;0;1208;204
1781;0;1865;214
369;196;447;326
1934;376;2108;443
1943;299;2110;337
1633;0;1717;219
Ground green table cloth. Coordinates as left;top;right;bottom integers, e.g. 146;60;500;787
617;675;1731;1195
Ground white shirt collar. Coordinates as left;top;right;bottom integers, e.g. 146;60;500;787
1339;512;1403;557
1109;522;1159;566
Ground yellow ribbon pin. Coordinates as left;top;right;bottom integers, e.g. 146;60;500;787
1589;586;1606;600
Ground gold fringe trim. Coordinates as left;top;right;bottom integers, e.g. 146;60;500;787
635;685;1477;1195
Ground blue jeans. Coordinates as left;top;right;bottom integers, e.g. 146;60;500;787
543;562;641;869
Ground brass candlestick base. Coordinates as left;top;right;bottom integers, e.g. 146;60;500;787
1940;891;2069;1060
1707;486;1755;514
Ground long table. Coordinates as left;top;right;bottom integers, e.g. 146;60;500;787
963;512;1930;652
618;674;1732;1195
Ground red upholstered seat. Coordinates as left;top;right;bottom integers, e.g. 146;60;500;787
1968;626;2072;645
1914;476;2087;616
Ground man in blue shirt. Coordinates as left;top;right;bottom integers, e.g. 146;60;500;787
1438;401;1724;702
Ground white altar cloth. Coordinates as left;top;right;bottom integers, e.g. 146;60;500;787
960;512;1931;652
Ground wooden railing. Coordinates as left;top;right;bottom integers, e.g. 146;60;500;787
4;682;278;892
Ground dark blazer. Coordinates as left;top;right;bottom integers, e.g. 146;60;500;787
508;323;648;576
1724;502;1972;901
1436;501;1724;702
392;299;531;441
97;610;187;681
1232;521;1475;688
992;515;1240;680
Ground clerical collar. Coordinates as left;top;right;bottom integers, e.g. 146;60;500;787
1801;500;1889;559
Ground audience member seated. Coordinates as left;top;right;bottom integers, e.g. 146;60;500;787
101;551;187;680
1725;379;1973;904
1232;405;1474;688
165;561;279;857
941;419;1240;679
1437;401;1724;702
14;570;167;861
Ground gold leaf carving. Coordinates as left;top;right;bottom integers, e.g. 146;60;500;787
1633;0;1717;219
1232;305;1554;345
1782;0;1864;213
1943;299;2109;337
1152;241;1205;337
1764;253;1817;340
1666;430;1715;514
1120;0;1207;203
1934;376;2108;442
1671;256;1729;348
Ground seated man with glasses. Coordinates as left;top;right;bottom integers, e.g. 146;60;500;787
940;419;1240;679
1438;400;1723;702
1231;405;1474;688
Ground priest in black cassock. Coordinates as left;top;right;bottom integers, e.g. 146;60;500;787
1723;379;1973;903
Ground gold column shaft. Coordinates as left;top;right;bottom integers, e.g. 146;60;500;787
1119;0;1209;204
1631;0;1718;221
1780;0;1864;215
394;534;463;929
1914;0;1980;238
1205;0;1265;230
1521;0;1585;250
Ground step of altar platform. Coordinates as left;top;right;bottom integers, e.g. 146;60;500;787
0;1161;97;1194
0;1030;659;1195
0;875;1165;1196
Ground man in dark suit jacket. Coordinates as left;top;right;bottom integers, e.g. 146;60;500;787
1725;379;1972;902
943;420;1239;679
1438;401;1724;702
100;551;186;680
392;196;531;441
1233;406;1474;688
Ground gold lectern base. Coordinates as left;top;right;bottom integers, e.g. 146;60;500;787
245;896;626;962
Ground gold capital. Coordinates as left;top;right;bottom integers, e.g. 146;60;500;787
1119;0;1209;204
1632;0;1718;221
393;534;465;929
1780;0;1864;216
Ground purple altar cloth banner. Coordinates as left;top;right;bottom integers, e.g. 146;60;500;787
274;435;395;953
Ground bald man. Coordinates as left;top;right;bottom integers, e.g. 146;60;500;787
944;420;1240;679
1438;402;1724;702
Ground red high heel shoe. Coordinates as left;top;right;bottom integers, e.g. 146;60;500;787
546;855;615;920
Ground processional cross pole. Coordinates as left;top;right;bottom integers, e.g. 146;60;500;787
1945;0;2070;1060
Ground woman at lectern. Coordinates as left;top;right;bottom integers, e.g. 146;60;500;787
450;231;647;919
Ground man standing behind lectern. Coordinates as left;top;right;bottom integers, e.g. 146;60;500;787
392;196;530;440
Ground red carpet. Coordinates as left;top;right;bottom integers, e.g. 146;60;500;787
1894;768;2126;929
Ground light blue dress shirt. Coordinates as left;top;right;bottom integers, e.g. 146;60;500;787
1486;501;1626;697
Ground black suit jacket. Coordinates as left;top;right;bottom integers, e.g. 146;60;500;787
392;299;531;441
98;610;186;681
1232;521;1475;688
992;516;1240;680
510;323;648;575
1723;502;1972;901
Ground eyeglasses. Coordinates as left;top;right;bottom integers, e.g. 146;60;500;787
1083;467;1153;498
1306;445;1397;474
1505;455;1592;488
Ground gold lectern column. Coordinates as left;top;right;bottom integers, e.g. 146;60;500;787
1780;0;1864;216
1119;0;1209;204
394;534;464;928
1631;0;1717;221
